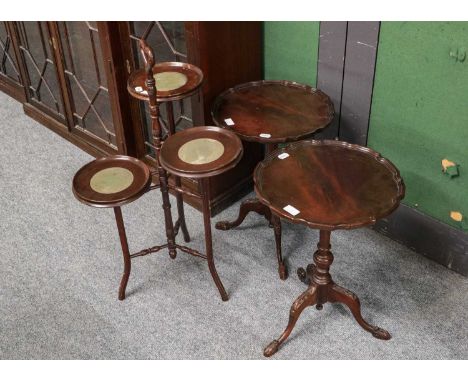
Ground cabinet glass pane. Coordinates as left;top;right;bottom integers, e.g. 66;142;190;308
129;21;192;157
17;22;65;118
58;21;116;148
0;22;21;84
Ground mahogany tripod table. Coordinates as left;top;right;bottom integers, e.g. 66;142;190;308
211;80;334;280
254;140;405;357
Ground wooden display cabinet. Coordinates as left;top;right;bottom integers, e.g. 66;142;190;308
0;22;26;102
0;21;264;215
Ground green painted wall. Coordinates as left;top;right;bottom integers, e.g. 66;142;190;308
263;22;320;86
368;22;468;229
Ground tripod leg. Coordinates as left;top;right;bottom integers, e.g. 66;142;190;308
329;283;391;340
271;214;287;280
264;285;318;357
201;178;228;301
114;206;131;301
215;198;272;230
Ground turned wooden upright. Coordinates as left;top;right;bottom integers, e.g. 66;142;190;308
254;140;405;357
128;40;243;301
127;41;204;249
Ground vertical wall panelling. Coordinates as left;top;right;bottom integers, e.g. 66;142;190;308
368;22;468;274
368;22;468;229
315;21;347;139
339;21;380;145
374;204;468;276
264;22;320;86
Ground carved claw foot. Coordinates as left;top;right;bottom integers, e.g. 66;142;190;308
278;263;288;280
371;326;391;340
297;264;315;285
263;340;280;357
329;283;391;340
297;267;308;283
306;263;316;276
215;221;232;231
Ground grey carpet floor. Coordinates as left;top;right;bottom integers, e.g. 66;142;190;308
0;92;467;360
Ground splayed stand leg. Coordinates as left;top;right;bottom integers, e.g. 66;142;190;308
113;206;131;301
264;230;390;357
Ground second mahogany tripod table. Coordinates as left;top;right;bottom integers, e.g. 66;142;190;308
212;80;334;280
254;140;405;357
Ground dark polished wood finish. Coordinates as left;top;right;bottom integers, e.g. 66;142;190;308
0;22;263;215
183;22;264;214
127;62;203;102
201;177;228;301
166;101;190;242
72;154;151;300
127;40;243;301
212;80;334;280
72;155;151;208
125;21;264;214
113;206;131;300
130;39;207;246
160;125;243;300
254;140;404;357
255;140;404;230
137;39;178;258
160;126;243;178
212;80;334;144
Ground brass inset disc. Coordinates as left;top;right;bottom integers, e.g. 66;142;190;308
178;138;225;165
154;71;188;91
90;167;134;194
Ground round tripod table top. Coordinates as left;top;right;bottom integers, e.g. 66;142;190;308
160;126;243;179
254;140;405;230
127;61;203;102
72;155;151;208
211;80;335;144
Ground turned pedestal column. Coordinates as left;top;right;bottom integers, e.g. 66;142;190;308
254;139;405;357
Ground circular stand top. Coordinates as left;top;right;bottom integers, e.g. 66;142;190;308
72;155;151;208
211;80;334;144
254;140;405;230
127;61;203;102
160;126;243;179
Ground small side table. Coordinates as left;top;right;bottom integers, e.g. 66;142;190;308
160;126;243;300
254;140;405;357
72;155;151;300
211;80;334;280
